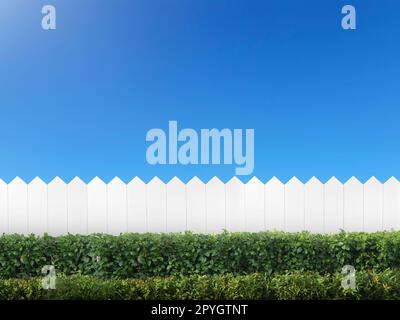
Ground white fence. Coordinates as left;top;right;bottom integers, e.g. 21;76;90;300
0;176;399;235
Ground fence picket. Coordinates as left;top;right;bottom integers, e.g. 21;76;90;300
166;177;187;232
186;177;206;233
147;177;166;232
324;177;343;233
364;177;383;232
107;177;127;235
206;177;225;233
285;177;305;232
28;177;47;235
8;177;28;234
127;177;147;232
48;177;68;235
88;177;107;234
305;177;324;233
0;179;8;233
226;177;245;232
344;177;364;231
383;177;400;230
245;177;265;231
265;177;284;230
67;177;88;234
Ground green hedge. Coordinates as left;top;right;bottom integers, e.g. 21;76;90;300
1;231;400;279
2;270;400;300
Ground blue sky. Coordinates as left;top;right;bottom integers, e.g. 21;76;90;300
0;0;399;183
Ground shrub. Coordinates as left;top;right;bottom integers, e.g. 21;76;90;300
1;231;400;279
1;270;400;300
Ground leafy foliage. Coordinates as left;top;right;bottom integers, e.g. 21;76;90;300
1;231;400;279
2;270;400;300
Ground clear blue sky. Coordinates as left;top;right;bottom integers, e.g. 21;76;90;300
0;0;399;183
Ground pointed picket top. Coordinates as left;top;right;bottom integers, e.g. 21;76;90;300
345;176;362;186
286;176;303;186
266;176;283;186
10;176;26;185
207;176;224;186
28;176;46;187
0;176;396;187
148;176;165;186
68;176;86;186
187;176;204;186
384;176;399;185
88;176;105;185
246;176;263;186
128;176;145;186
305;176;322;186
325;176;342;186
109;176;125;187
227;176;244;186
49;176;66;186
167;176;185;187
365;176;382;186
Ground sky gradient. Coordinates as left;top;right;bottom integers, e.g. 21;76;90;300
0;0;399;183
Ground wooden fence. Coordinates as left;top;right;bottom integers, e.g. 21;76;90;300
0;176;399;235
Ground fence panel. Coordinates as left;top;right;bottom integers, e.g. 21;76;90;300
0;176;399;234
